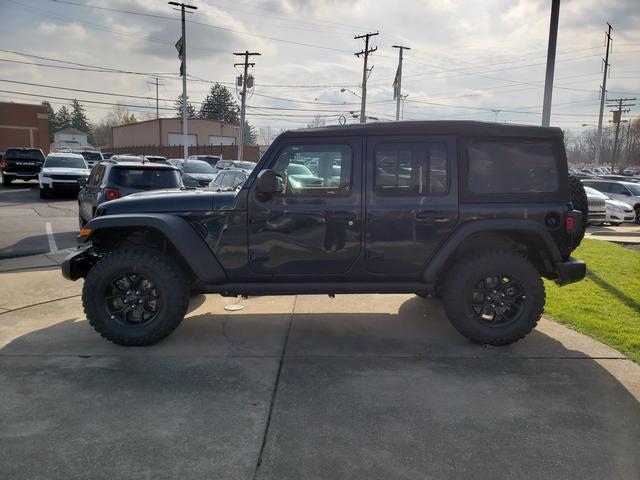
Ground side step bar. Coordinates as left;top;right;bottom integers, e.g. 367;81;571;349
201;282;434;297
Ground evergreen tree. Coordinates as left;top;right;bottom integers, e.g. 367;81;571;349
199;83;239;124
42;101;58;139
56;105;72;130
175;96;196;117
70;99;90;133
243;120;257;145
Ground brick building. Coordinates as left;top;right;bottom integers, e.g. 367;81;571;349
0;102;50;154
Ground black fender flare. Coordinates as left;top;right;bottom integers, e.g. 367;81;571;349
422;219;562;282
83;214;226;284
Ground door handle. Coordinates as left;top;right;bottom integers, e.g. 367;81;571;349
416;210;449;221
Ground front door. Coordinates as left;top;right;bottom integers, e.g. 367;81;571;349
365;135;458;275
248;139;362;275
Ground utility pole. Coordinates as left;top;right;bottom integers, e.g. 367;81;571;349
541;0;560;127
234;50;260;161
595;23;613;164
169;1;197;160
354;32;378;124
147;77;163;118
606;97;636;172
392;45;410;121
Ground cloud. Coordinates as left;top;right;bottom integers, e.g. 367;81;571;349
37;21;87;41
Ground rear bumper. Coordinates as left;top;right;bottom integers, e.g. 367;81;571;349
554;258;586;286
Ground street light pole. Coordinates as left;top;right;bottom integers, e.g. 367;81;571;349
541;0;560;127
169;2;197;160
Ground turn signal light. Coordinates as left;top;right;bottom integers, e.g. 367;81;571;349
104;188;120;200
566;216;575;232
79;228;92;238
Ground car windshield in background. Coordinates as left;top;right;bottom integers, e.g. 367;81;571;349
183;160;215;174
235;161;256;170
45;157;87;169
4;149;45;161
82;152;103;161
625;184;640;195
110;168;181;189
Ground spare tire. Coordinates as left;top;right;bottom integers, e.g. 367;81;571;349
569;175;588;250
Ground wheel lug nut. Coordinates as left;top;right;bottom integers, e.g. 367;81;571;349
123;299;128;303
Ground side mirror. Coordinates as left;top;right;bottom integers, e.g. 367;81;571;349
77;178;87;188
256;169;279;196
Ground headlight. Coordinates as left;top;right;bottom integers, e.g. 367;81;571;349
608;203;623;212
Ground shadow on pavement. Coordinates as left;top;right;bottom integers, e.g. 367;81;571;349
0;296;638;479
0;231;78;259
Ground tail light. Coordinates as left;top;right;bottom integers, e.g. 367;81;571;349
566;216;575;232
104;188;120;200
0;159;6;168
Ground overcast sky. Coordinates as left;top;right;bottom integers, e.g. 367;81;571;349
0;0;638;139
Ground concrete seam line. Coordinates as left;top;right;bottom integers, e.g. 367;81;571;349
45;222;58;253
252;295;297;479
0;294;81;315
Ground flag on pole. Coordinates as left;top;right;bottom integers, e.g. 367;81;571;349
175;37;185;76
392;64;400;99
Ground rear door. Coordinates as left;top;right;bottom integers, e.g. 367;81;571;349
365;135;458;275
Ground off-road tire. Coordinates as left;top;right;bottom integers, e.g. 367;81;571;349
39;188;48;199
635;206;640;225
1;174;11;186
82;247;190;346
442;251;545;346
569;174;588;250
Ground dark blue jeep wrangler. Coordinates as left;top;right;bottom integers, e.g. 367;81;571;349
62;121;587;346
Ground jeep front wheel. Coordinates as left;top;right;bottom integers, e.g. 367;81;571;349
442;251;545;345
82;248;190;346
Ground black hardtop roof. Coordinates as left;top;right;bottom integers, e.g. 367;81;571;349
283;120;564;139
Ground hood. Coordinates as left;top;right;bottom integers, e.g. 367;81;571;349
605;198;633;210
42;167;90;175
97;189;239;216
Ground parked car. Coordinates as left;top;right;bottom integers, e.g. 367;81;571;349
170;159;217;187
582;179;640;224
584;186;634;225
77;161;182;227
144;155;170;165
74;150;104;169
209;168;249;190
38;152;90;198
623;167;638;176
1;147;45;185
188;154;222;167
583;186;606;225
63;120;587;347
101;152;115;160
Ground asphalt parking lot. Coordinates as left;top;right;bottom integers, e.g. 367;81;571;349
0;181;79;258
1;264;639;479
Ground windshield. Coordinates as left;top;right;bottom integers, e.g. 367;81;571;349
625;184;640;195
44;156;87;169
81;152;103;160
183;160;215;174
235;161;256;170
287;163;313;176
110;168;182;189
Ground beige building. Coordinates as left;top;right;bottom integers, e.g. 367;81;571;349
112;118;240;148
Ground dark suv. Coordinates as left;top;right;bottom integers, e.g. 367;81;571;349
77;161;182;228
62;121;586;346
1;147;45;185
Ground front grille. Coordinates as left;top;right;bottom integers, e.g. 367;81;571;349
588;199;605;209
50;175;81;181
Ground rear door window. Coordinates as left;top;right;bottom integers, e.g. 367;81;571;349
467;140;558;194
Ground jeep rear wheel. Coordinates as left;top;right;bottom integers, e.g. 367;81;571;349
442;251;545;345
82;248;189;346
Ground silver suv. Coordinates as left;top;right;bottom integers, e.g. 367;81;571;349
582;179;640;224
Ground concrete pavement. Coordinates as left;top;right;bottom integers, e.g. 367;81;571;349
586;224;640;244
0;265;639;479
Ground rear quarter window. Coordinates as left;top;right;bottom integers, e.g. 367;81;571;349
109;168;181;189
467;140;558;194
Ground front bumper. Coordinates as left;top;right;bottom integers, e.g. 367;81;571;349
61;245;96;281
555;258;586;286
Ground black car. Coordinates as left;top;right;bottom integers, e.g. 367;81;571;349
77;161;182;228
74;150;104;169
1;147;45;185
214;159;256;174
63;121;587;347
169;159;217;187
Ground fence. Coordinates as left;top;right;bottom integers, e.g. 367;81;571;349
109;144;260;161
